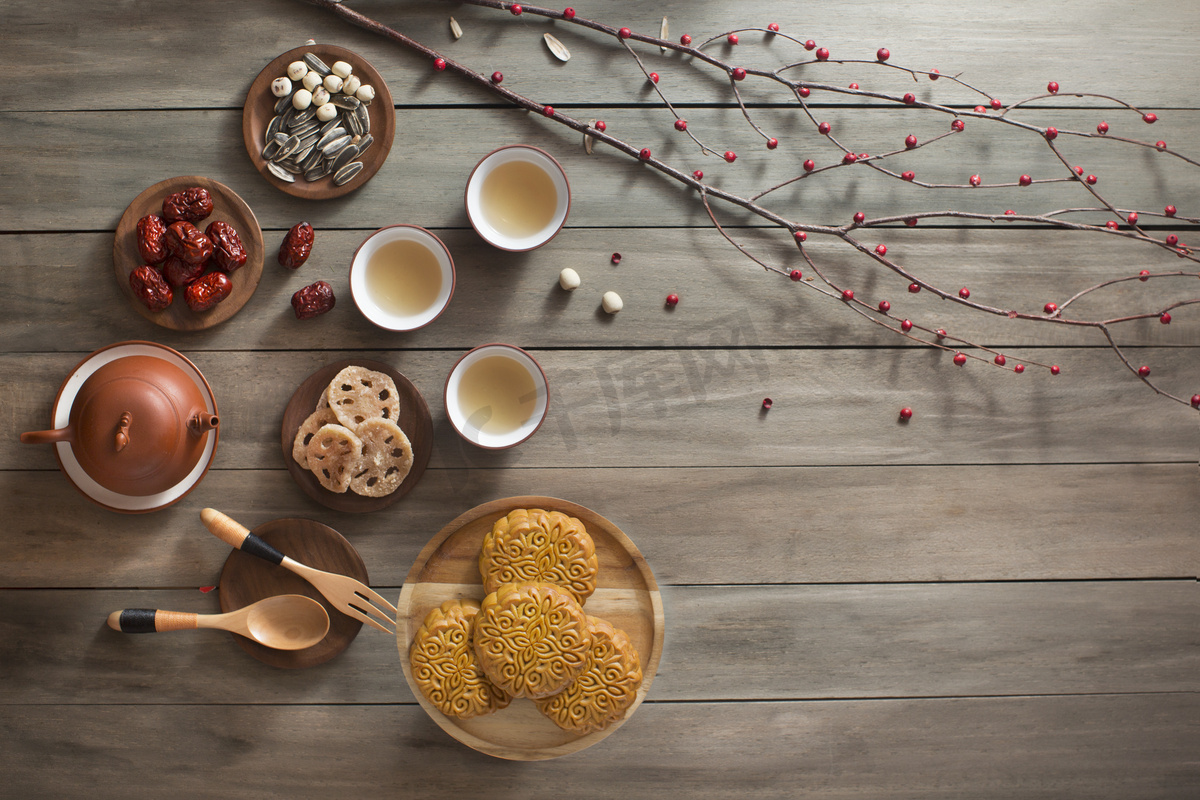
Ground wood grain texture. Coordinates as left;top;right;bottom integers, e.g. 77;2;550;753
1;697;1196;799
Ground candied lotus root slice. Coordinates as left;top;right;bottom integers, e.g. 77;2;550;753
534;616;644;735
480;509;599;605
409;599;511;719
327;366;401;428
349;418;414;498
292;407;339;469
304;423;362;493
473;582;592;700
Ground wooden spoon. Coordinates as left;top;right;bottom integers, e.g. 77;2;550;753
106;594;330;651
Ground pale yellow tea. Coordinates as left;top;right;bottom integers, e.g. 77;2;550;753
457;355;538;435
366;239;443;317
480;160;557;239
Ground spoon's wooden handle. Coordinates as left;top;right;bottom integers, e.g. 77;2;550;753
107;609;199;633
200;508;285;565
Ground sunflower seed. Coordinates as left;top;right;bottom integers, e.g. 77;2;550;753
304;163;332;182
316;126;347;150
330;143;360;173
450;16;463;39
262;132;287;160
266;162;296;182
353;103;370;134
299;144;324;172
275;134;301;160
288;122;319;141
346;110;364;136
321;134;352;157
274;93;294;115
333;161;364;185
303;53;331;75
660;17;668;53
544;32;570;62
354;133;374;158
275;159;304;174
265;114;284;144
292;105;317;125
330;93;360;110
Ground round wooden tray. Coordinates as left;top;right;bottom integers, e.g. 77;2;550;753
281;359;433;513
218;518;368;668
242;44;395;199
397;496;664;761
113;176;264;330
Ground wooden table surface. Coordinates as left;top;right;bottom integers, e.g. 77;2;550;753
2;1;1198;796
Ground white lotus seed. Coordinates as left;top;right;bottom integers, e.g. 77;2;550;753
356;84;375;103
602;291;623;313
292;88;313;110
315;103;338;122
558;268;581;290
286;61;308;81
342;74;361;96
323;74;343;93
331;60;353;79
270;77;293;97
311;86;330;107
302;71;322;92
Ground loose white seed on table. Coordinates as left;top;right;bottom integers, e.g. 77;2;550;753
271;77;293;97
602;291;623;313
559;268;581;290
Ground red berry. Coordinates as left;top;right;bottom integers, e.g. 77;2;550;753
1106;220;1119;230
878;300;891;312
975;106;987;114
803;159;815;172
1167;235;1179;246
762;397;773;410
1191;395;1200;408
1045;127;1058;140
798;86;811;98
611;252;622;264
969;174;982;186
908;283;920;293
1138;365;1151;377
1047;81;1059;93
790;269;803;281
875;244;888;256
953;352;967;366
959;287;971;299
766;138;778;150
693;170;704;180
510;3;522;15
666;293;679;307
905;218;918;227
639;148;652;160
680;34;692;45
1139;269;1151;280
1156;140;1167;150
1044;302;1058;314
849;82;859;90
804;40;816;51
994;354;1007;366
929;68;940;80
675;119;688;131
1014;364;1025;373
1128;212;1139;225
649;72;659;84
1086;174;1097;185
542;105;555;116
618;27;632;39
1019;174;1032;186
853;212;865;224
901;319;913;332
724;150;737;163
905;134;918;148
732;67;747;81
491;71;503;83
1165;205;1177;217
433;57;446;71
899;407;913;420
1160;312;1172;324
816;47;830;61
564;7;576;19
1097;121;1109;134
903;93;916;105
936;329;946;340
951;119;965;132
1143;113;1157;124
841;289;855;301
768;23;780;33
1050;365;1061;375
818;121;831;135
595;120;606;132
902;171;915;181
843;152;858;164
1004;210;1016;216
728;33;739;45
991;98;1002;110
877;48;890;61
1074;166;1084;175
794;231;807;243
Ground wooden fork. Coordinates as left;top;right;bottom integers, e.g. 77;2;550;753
200;508;397;634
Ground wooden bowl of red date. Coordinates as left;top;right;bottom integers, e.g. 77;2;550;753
113;176;264;331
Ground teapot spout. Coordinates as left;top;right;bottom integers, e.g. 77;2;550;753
189;411;220;435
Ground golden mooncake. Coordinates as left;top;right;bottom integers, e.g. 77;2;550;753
534;616;643;734
473;582;592;700
410;599;511;719
479;508;598;605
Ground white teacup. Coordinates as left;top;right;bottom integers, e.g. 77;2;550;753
445;344;549;449
349;224;455;331
465;145;570;251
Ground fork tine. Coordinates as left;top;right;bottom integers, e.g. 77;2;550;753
353;592;398;626
356;584;398;616
339;601;394;634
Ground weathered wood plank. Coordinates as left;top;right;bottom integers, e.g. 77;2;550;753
2;582;1195;705
5;0;1200;111
3;229;1196;354
2;696;1196;799
4;107;1198;232
2;464;1197;588
9;348;1200;474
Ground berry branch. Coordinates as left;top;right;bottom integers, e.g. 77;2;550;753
303;0;1200;410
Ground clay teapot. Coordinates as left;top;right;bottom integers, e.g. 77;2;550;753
22;346;219;499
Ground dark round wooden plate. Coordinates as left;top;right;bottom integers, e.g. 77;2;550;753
218;518;369;669
242;44;395;199
113;176;264;330
281;359;433;513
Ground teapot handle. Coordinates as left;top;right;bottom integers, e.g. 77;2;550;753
20;427;73;445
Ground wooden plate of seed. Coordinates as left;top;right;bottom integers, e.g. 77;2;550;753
243;44;395;200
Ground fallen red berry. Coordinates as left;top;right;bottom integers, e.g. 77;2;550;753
665;293;679;307
899;407;913;420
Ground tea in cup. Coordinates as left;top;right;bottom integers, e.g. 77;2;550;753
350;225;455;331
465;145;570;251
445;344;549;449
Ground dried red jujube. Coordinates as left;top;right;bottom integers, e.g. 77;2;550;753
291;280;336;319
162;255;206;288
165;221;214;265
129;265;173;312
136;214;169;264
162;187;214;224
205;220;247;272
185;271;233;311
278;222;314;269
